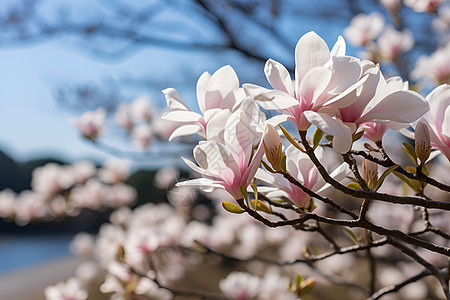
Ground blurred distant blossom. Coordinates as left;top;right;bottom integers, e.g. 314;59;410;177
72;108;106;141
219;271;260;300
344;13;384;47
404;0;444;13
131;123;153;149
70;232;96;259
154;166;180;189
434;5;450;42
45;277;88;300
167;185;196;207
130;95;153;123
32;163;74;197
98;158;130;184
380;0;402;10
114;103;134;131
0;189;15;218
412;41;450;85
71;161;96;184
377;27;414;60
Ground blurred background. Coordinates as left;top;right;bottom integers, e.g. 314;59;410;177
0;0;448;298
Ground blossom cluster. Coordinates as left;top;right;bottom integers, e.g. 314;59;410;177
0;159;135;225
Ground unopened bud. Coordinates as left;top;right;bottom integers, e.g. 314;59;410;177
415;121;431;166
263;124;283;172
362;159;378;190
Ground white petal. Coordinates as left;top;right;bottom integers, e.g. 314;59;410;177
176;178;224;191
264;59;295;96
295;32;331;88
162;88;189;111
162;110;203;122
330;35;346;56
194;140;240;180
243;84;298;110
299;66;332;107
206;109;232;143
168;124;202;141
360;90;429;124
303;111;348;135
332;127;353;153
196;71;211;113
204;65;239;111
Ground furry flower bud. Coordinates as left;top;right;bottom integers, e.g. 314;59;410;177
415;121;431;166
362;159;378;190
263;124;283;172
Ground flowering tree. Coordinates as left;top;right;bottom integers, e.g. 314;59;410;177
1;1;450;300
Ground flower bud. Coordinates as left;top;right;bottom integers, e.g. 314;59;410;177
263;124;283;172
415;121;431;166
361;159;378;190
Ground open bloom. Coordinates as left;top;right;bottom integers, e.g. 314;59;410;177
412;41;450;85
403;84;450;160
177;110;264;199
162;65;246;141
255;146;349;208
377;27;414;60
72;108;106;141
344;13;384;47
244;31;368;131
304;61;428;153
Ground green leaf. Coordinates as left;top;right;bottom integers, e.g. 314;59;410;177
240;185;248;202
250;184;258;202
312;128;324;149
281;154;287;173
343;228;359;244
401;143;418;166
374;164;399;191
251;199;272;213
261;160;276;173
325;135;333;141
346;182;361;190
346;176;359;183
279;124;305;152
405;166;416;174
422;164;429;176
222;202;245;214
352;130;365;142
393;171;418;192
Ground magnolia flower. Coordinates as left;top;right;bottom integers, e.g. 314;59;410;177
45;277;88;300
98;158;130;184
380;0;402;10
72;108;106;141
377;27;414;60
219;271;260;300
130;95;153;123
412;41;450;85
114;103;134;131
304;61;428;153
162;65;246;141
131;123;153;149
245;31;368;131
404;0;443;13
256;146;348;208
263;124;283;172
404;84;450;160
177;110;264;199
344;13;384;47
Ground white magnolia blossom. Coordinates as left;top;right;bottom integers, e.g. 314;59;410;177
380;0;402;10
130;95;153;123
412;40;450;85
219;271;260;300
162;65;246;141
72;108;106;140
98;158;130;184
404;0;444;13
45;277;88;300
344;13;384;47
377;27;414;60
131;123;153;149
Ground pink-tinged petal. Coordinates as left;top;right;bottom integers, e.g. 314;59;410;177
298;67;332;109
264;59;295;96
203;108;222;123
332;126;353;153
205;65;239;111
324;56;362;95
196;71;211;113
359;90;429;124
295;32;331;88
303;111;348;136
442;106;450;137
181;157;221;181
162;88;189;111
425;84;450;129
243;84;298;110
162;110;203;122
319;74;369;109
224;110;256;172
206;109;232;143
194;140;240;183
330;35;346;56
168;124;202;141
222;88;246;111
176;178;225;191
241;140;265;187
